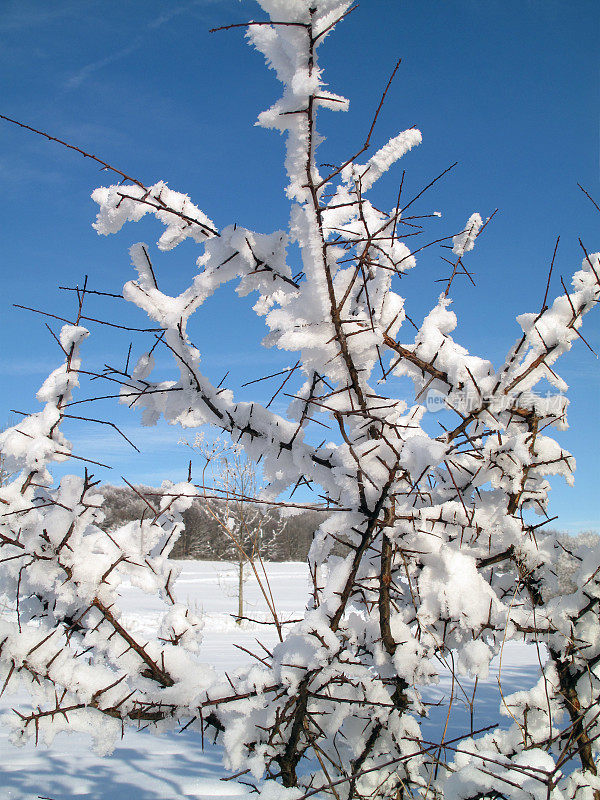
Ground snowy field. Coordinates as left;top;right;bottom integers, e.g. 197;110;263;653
1;561;541;800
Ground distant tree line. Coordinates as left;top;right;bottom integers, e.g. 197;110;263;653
100;484;325;561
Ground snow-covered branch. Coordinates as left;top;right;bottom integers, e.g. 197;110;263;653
1;1;599;798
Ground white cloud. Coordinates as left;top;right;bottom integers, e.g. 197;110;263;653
0;1;84;33
66;41;142;90
0;357;60;375
65;1;210;90
69;422;193;456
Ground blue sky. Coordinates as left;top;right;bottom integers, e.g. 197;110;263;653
0;0;598;531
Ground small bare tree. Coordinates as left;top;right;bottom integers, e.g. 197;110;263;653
187;433;281;623
0;2;599;798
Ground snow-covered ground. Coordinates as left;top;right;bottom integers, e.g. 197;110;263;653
1;561;541;799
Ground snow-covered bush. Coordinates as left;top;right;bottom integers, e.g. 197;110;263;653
1;1;599;798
